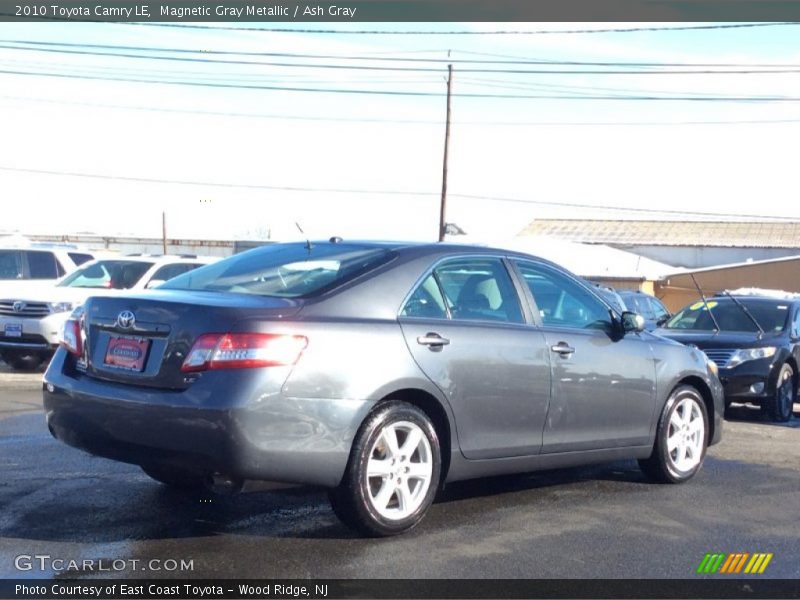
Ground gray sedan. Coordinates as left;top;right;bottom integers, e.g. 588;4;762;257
43;241;723;536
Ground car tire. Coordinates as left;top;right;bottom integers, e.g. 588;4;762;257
140;464;206;489
639;385;709;484
0;350;45;372
766;363;795;423
328;400;441;537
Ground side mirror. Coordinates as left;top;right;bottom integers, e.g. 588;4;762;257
145;279;165;289
656;315;670;327
621;311;646;333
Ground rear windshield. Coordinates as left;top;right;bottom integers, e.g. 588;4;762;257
665;299;789;333
59;260;154;289
160;243;394;298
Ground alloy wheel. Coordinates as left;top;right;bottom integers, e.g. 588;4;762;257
666;397;706;473
365;421;433;521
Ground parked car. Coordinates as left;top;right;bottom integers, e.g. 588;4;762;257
43;241;723;536
591;283;627;314
656;288;800;422
0;254;216;370
617;290;671;331
0;240;95;284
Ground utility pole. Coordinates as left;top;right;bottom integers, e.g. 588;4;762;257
438;63;453;242
161;211;167;254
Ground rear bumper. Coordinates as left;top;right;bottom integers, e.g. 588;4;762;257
43;351;372;488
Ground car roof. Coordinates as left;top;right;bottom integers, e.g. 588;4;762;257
261;240;569;267
90;255;217;264
707;295;800;305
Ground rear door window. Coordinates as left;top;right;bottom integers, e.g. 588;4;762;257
25;251;61;279
401;274;448;319
432;258;524;324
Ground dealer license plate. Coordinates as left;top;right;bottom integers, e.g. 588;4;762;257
103;336;150;371
3;323;22;338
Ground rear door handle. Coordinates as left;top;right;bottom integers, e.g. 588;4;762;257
417;332;450;348
551;342;575;356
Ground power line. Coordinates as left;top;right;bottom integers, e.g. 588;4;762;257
4;94;800;126
4;43;800;75
1;165;797;222
449;193;800;221
4;67;800;101
5;38;800;68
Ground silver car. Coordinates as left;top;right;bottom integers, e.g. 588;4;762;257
43;241;723;536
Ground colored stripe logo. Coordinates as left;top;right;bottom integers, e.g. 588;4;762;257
697;553;773;574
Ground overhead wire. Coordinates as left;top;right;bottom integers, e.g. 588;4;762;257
2;42;800;75
4;94;800;126
4;66;800;101
1;165;796;222
3;38;800;68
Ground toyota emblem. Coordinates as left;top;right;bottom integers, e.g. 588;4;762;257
12;301;26;313
116;310;136;329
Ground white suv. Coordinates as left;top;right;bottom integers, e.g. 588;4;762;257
0;254;217;370
0;241;96;284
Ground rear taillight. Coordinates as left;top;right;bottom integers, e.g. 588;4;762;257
181;333;308;373
60;318;82;356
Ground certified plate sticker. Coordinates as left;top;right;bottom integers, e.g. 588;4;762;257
104;336;150;371
4;323;22;338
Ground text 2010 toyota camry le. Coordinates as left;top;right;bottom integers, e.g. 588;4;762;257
43;241;723;536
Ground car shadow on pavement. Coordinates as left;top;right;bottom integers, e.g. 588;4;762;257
434;460;647;505
3;408;795;545
1;418;655;545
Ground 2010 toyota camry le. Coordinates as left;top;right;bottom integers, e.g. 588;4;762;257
43;241;723;536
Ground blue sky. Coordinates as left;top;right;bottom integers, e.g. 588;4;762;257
1;22;799;242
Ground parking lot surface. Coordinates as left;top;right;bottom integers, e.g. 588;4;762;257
1;363;798;579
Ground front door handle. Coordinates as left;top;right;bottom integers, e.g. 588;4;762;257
417;332;450;348
551;342;575;356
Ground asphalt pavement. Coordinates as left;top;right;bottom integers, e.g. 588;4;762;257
1;366;798;580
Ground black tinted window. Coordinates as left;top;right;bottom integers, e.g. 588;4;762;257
160;243;394;298
151;263;200;283
666;299;789;333
0;251;22;279
516;261;611;330
433;258;524;324
25;251;60;279
68;252;94;266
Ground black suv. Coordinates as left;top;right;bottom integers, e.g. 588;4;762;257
656;289;799;422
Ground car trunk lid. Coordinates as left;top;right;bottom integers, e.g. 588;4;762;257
79;290;303;389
